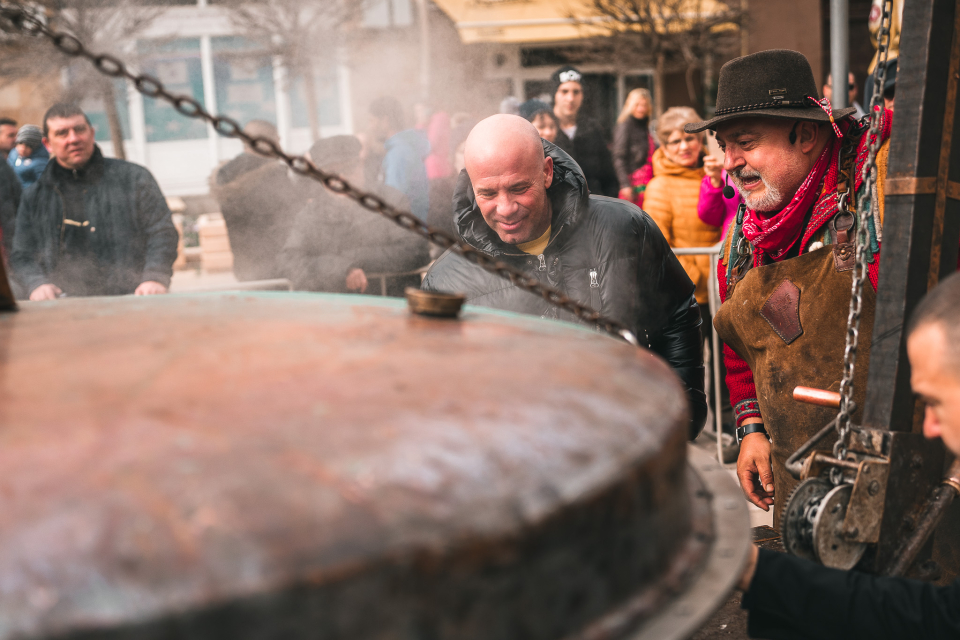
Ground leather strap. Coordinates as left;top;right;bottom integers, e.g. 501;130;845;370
736;422;768;445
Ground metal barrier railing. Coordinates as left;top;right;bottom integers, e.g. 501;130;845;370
672;243;728;464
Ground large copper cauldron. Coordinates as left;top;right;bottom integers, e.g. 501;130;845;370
0;293;748;639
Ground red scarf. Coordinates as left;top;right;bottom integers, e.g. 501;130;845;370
740;109;893;264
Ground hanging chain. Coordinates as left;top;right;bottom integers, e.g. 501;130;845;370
0;3;641;346
834;0;893;463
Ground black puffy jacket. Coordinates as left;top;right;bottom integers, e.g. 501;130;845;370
422;142;707;438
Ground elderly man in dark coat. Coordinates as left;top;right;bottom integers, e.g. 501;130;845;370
11;103;177;300
422;114;707;438
279;135;428;296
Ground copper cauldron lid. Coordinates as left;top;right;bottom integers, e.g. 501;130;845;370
0;293;690;639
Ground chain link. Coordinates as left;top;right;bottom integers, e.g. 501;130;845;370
834;0;893;462
0;2;641;347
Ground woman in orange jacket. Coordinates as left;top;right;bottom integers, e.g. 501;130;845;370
644;107;729;434
643;106;722;305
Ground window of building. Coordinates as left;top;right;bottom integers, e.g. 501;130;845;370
211;36;277;127
362;0;413;28
290;66;341;130
138;38;207;143
81;78;132;143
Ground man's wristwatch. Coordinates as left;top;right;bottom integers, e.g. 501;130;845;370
735;422;767;445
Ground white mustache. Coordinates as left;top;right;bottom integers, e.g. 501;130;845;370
730;168;761;182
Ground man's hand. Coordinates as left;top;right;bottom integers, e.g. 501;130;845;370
618;186;634;200
704;155;724;188
29;283;62;301
738;544;760;591
346;268;368;293
737;430;775;510
135;281;168;296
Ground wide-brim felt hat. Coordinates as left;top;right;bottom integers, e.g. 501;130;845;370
685;49;857;133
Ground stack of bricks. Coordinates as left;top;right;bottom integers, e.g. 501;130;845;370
197;213;234;273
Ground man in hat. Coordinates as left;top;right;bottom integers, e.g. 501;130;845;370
422;114;707;439
211;119;303;282
279;135;428;295
550;65;619;198
683;50;893;523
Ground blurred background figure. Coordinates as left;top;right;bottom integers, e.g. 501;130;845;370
698;136;741;238
0;150;21;297
499;96;521;116
644;106;729;436
13;103;177;300
210;120;300;282
613;88;656;207
519;99;559;144
823;71;866;119
415;101;453;181
8;125;49;189
551;65;619;197
882;58;898;111
644;107;720;307
426;119;473;261
0;118;17;162
368;96;430;222
280;135;428;296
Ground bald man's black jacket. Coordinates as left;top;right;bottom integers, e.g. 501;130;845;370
422;141;707;439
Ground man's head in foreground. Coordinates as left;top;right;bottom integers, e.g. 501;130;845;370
464;114;554;246
908;271;960;455
42;103;95;171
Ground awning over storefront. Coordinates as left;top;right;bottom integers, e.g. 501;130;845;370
431;0;607;44
432;0;739;45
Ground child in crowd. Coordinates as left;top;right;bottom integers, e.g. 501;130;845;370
8;125;49;188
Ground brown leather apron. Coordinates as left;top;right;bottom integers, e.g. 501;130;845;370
714;241;875;529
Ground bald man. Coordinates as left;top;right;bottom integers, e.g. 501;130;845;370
423;115;707;438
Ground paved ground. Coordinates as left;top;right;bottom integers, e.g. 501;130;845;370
688;432;776;639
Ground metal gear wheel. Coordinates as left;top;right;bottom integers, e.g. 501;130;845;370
781;477;833;562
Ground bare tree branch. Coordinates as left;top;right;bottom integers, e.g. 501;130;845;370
218;0;368;141
0;0;162;159
573;0;744;114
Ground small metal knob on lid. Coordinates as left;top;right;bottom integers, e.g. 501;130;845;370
405;287;466;318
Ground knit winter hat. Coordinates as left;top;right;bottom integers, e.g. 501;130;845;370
519;99;553;122
16;125;42;150
550;65;583;97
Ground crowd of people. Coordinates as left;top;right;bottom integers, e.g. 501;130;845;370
1;24;956;637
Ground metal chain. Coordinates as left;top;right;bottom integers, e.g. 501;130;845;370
0;2;640;347
834;0;893;463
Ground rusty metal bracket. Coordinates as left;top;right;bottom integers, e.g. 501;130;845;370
886;459;960;576
841;459;891;544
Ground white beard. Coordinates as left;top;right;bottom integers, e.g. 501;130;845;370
730;169;784;212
